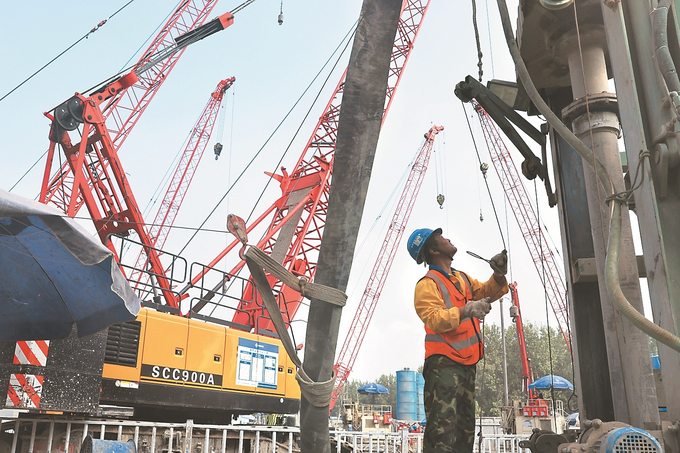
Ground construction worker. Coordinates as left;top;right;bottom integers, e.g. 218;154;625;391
407;227;508;453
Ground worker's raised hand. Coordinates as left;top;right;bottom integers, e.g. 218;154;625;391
461;297;492;320
489;249;508;277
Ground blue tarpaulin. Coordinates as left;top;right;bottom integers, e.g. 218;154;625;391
0;189;140;340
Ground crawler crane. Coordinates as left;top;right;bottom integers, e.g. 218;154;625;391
1;0;433;423
181;0;432;338
128;77;236;288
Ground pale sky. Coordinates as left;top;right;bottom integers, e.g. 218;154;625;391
0;0;593;382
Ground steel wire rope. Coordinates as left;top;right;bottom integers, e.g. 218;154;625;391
226;86;237;214
140;123;197;221
244;24;358;225
460;100;507;250
344;146;426;304
471;0;484;82
494;0;680;352
440;131;450;232
536;179;559;431
9;150;49;194
225;86;237;269
439;129;449;208
174;19;359;258
565;285;578;412
462;88;507;452
484;0;496;78
66;215;229;234
0;0;135;104
434;139;443;203
118;0;177;71
504;196;512;282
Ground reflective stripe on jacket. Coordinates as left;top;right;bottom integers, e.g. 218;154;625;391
421;270;483;365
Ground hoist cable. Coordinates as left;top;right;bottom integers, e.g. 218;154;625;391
226;86;237;214
0;0;135;104
347;160;413;302
245;21;358;224
536;180;558;429
461;101;506;250
176;19;359;257
9;150;49;194
484;0;495;78
471;0;484;82
477;321;487;452
504;197;512;282
120;1;175;71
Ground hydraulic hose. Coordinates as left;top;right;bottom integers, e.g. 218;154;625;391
606;202;680;351
652;0;680;93
495;0;680;351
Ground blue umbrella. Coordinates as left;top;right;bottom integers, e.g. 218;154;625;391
358;383;390;394
0;189;140;340
528;374;574;391
358;382;389;404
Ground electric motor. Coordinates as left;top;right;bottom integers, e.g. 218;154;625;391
558;419;661;453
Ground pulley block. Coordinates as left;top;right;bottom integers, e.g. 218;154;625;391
54;97;84;131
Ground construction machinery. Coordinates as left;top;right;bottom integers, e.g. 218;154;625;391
455;79;571;353
127;77;236;290
1;0;432;424
499;283;567;436
0;0;303;423
179;0;431;338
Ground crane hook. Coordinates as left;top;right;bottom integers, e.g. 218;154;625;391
278;0;284;25
214;143;223;160
436;194;445;209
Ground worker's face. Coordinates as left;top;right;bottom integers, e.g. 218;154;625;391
431;233;457;258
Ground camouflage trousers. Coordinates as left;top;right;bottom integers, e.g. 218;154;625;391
422;355;476;453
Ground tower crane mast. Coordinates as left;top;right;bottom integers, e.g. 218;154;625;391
184;0;432;335
129;77;235;286
329;125;444;410
471;100;572;352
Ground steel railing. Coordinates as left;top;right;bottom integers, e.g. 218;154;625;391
0;417;530;453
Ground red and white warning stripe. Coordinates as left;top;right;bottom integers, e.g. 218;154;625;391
6;373;45;408
13;341;50;366
5;341;50;408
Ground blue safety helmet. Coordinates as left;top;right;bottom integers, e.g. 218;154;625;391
406;227;442;264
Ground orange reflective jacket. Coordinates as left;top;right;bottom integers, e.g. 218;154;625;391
421;270;483;365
